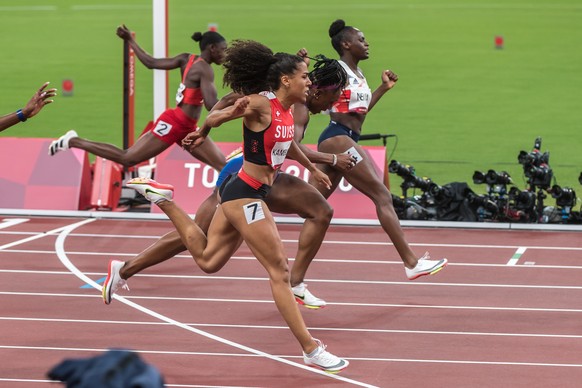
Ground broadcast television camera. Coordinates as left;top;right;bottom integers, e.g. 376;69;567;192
517;137;553;189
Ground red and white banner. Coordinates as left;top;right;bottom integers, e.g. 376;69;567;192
0;137;92;210
154;142;387;220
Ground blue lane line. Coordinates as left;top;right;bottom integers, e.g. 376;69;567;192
81;276;106;288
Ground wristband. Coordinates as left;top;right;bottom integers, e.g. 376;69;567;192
331;154;337;166
16;109;27;122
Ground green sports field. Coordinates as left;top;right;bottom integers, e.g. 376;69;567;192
2;0;581;195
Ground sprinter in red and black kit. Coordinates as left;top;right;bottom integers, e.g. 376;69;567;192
124;40;349;373
219;91;294;202
48;24;230;172
103;56;354;313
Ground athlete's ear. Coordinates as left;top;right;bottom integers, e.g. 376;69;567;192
280;75;291;88
341;39;351;51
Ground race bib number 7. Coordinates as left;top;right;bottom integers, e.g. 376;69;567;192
243;201;265;224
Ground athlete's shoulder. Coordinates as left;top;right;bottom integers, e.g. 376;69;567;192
258;91;276;99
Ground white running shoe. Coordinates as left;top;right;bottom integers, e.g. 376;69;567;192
126;177;174;204
405;252;448;280
48;130;78;156
292;282;326;309
102;260;129;305
303;338;349;374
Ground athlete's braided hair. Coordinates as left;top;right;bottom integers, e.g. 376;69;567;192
192;31;225;51
223;40;304;95
309;55;348;92
329;19;357;56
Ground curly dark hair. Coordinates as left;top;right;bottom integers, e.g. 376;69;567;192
309;55;348;92
329;19;357;55
222;40;304;95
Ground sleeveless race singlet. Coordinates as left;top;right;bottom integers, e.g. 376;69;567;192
331;60;372;114
243;92;294;170
175;54;204;106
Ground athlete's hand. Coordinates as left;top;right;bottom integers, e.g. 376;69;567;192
334;153;358;172
311;168;332;190
232;96;250;116
381;69;398;91
181;129;207;152
22;82;57;119
296;48;309;65
116;24;133;41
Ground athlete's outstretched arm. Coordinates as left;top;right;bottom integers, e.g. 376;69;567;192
182;92;242;150
0;82;57;132
116;24;188;70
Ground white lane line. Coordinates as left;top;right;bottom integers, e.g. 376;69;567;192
0;375;250;388
2;291;582;313
507;247;527;265
0;219;96;251
2;250;582;270
2;316;582;339
54;220;377;387
1;345;582;369
4;270;582;291
0;218;29;230
3;230;582;251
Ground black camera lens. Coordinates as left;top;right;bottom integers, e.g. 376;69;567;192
472;171;486;184
389;160;415;177
485;170;512;185
551;185;577;208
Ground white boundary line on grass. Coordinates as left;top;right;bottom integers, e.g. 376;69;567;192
54;219;377;387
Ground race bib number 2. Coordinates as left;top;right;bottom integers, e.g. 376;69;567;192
153;120;173;137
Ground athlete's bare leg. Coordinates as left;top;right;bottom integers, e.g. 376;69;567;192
69;132;169;168
314;135;418;268
265;173;333;287
118;190;220;279
218;198;319;354
120;230;185;279
118;173;332;286
156;199;242;274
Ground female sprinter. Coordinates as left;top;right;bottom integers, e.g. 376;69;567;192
121;40;349;373
102;56;354;310
313;19;448;279
48;25;228;171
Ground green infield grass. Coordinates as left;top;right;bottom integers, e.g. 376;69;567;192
1;0;581;195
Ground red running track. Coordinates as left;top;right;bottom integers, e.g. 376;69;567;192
0;216;581;387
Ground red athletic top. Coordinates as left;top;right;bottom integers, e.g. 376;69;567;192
243;92;294;170
175;55;204;106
